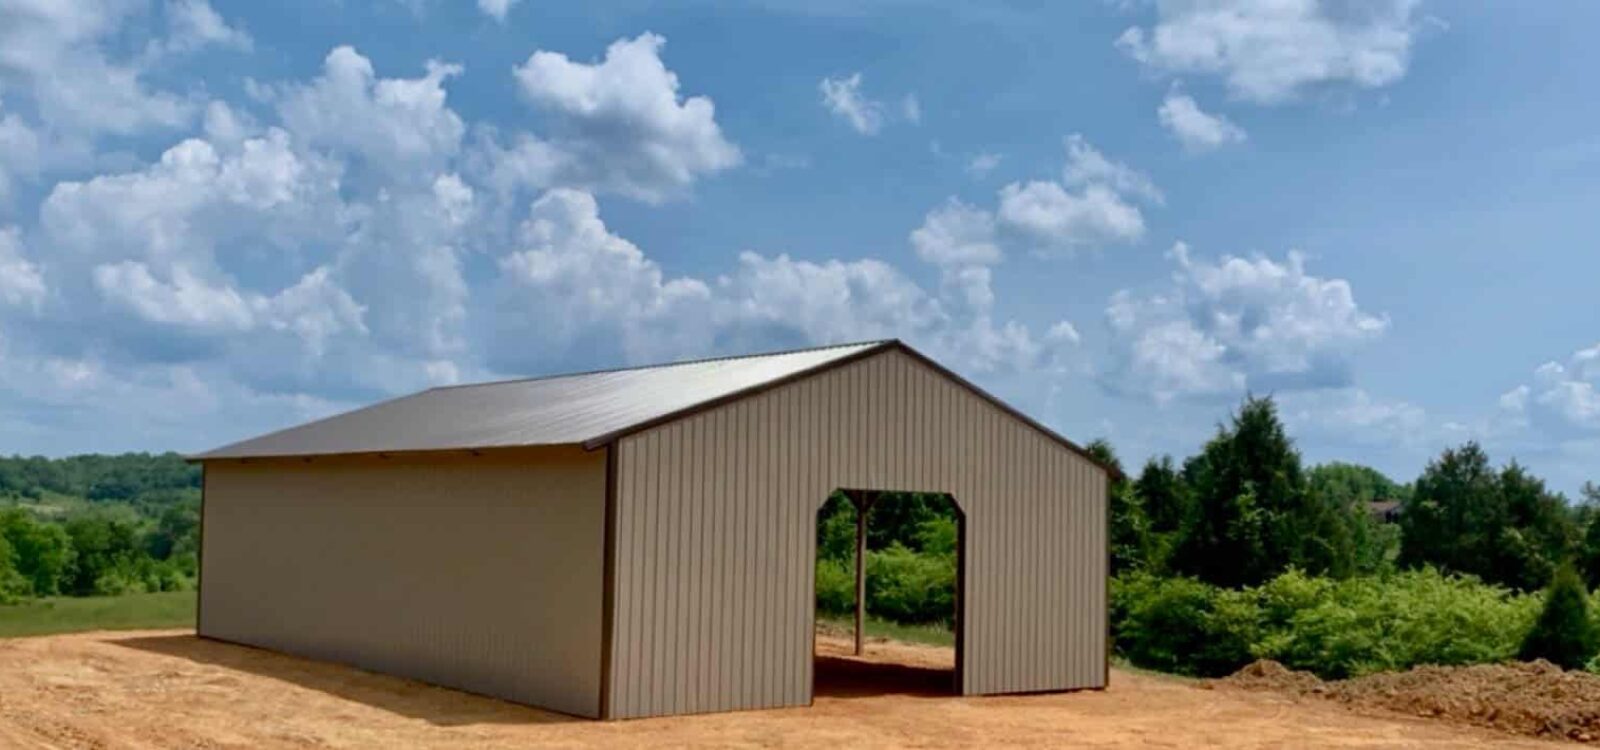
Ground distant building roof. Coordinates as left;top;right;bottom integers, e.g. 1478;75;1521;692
1367;499;1402;521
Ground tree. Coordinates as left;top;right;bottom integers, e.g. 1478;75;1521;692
1086;439;1149;574
61;513;145;596
1579;482;1600;589
1307;462;1411;508
0;509;75;596
1400;443;1575;591
0;534;28;604
1518;563;1599;670
1170;395;1355;587
1496;463;1577;592
0;452;199;503
1308;463;1404;573
815;493;856;563
1399;443;1498;577
1136;456;1190;535
144;499;200;562
864;492;956;552
1133;455;1190;573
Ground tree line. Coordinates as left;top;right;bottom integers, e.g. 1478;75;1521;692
1099;395;1600;674
0;451;200;502
0;453;201;604
1099;396;1599;593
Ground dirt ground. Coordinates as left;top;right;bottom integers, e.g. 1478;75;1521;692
1223;658;1600;742
0;629;1547;749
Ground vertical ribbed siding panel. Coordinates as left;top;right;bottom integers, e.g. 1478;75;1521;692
202;449;605;717
708;407;729;712
605;349;1108;718
609;444;630;715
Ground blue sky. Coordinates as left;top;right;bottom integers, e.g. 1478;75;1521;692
1;0;1597;494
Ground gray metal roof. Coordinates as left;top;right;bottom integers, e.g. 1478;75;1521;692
193;341;892;460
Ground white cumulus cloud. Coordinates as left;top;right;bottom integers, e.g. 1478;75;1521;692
995;134;1159;253
1500;342;1600;435
0;25;1088;457
1104;242;1388;402
819;73;885;135
1279;387;1429;447
476;0;520;22
491;188;715;369
910;199;1002;269
0;0;249;141
158;0;253;56
966;152;1002;177
273;46;465;177
818;72;920;136
1159;90;1246;151
488;187;1075;380
999;182;1146;251
493;32;741;202
1117;0;1424;103
0;225;45;310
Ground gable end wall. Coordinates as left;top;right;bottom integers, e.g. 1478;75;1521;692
604;348;1107;718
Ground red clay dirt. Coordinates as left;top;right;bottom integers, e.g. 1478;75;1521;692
0;629;1551;748
1221;658;1600;743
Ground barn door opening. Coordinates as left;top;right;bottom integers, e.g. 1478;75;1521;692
812;489;965;699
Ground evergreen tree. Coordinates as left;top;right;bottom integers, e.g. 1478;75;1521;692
1135;456;1190;534
1579;482;1600;589
1518;563;1600;670
1400;443;1576;591
1086;439;1149;573
1170;395;1354;587
1400;443;1498;576
1497;463;1578;591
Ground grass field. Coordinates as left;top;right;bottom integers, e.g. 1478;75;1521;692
816;614;954;647
0;591;195;638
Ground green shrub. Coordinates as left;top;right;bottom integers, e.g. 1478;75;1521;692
0;534;29;604
815;558;855;617
866;543;955;625
1519;564;1600;670
1113;567;1542;679
0;509;74;596
915;516;957;557
1378;569;1537;670
1251;568;1536;678
1111;572;1256;676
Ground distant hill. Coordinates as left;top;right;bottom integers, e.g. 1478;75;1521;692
0;453;199;503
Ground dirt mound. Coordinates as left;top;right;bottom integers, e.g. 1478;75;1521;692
1221;659;1600;743
1218;660;1323;693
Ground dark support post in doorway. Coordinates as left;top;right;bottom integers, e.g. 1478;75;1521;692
847;490;877;657
855;494;866;656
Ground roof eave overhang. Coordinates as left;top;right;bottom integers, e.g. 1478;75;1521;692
187;443;587;464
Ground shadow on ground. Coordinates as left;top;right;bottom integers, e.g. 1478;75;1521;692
813;654;956;699
110;634;581;727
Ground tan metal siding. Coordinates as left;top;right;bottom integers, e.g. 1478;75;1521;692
201;447;606;717
606;349;1107;718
